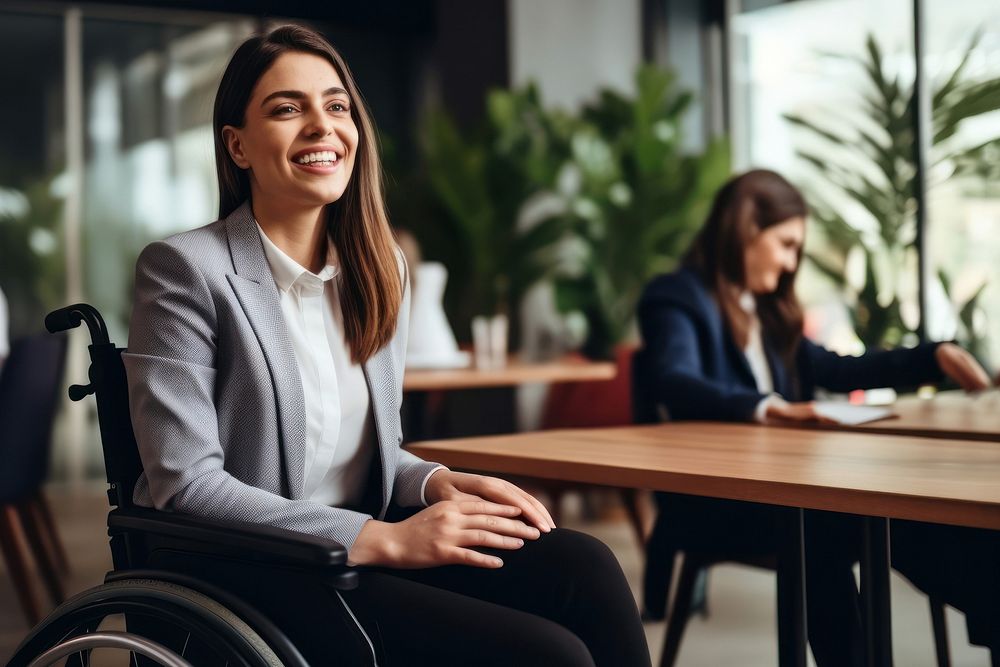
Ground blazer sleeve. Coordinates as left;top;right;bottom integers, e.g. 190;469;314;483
390;248;445;506
124;241;374;550
800;338;945;393
638;299;766;422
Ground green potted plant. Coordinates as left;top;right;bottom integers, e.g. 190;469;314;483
785;32;1000;350
0;177;65;336
531;65;731;360
520;65;730;429
399;84;578;346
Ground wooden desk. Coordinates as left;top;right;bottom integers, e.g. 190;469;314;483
407;422;1000;529
820;390;1000;442
402;356;617;443
402;356;616;392
408;422;1000;667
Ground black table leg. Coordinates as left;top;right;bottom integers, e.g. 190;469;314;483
861;516;893;667
777;507;807;667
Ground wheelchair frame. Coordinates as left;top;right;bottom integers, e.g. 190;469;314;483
8;304;370;667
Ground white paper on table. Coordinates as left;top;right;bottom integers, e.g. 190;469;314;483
813;402;897;426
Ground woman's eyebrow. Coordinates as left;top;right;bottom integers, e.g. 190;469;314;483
259;87;350;107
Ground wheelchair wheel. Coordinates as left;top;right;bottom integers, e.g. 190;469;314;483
8;578;293;667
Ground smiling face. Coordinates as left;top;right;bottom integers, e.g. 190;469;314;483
743;216;805;294
221;51;359;214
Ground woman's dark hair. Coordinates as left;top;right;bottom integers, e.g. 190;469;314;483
684;169;808;363
213;24;401;363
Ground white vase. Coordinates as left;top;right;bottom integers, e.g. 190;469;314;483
406;262;469;369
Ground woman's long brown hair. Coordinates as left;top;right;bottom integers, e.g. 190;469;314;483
684;169;807;364
213;25;402;364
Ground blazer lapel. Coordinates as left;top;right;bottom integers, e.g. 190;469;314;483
363;344;396;519
224;203;307;500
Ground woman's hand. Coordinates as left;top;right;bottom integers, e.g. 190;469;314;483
425;469;556;532
348;499;541;569
935;342;992;392
765;400;836;424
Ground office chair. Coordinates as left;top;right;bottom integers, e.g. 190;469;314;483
632;347;955;667
0;333;69;625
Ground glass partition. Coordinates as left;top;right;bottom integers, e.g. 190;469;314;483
923;0;1000;370
80;17;254;341
0;11;66;339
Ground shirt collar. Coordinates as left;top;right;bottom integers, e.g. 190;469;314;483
256;222;339;295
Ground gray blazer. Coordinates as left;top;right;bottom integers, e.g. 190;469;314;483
124;202;441;549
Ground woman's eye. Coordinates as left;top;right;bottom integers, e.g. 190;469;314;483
328;102;350;113
272;104;298;115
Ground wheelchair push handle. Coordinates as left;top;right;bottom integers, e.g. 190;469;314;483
45;303;110;346
46;303;114;401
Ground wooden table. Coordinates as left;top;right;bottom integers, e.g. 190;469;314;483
402;356;617;392
817;389;1000;442
407;422;1000;667
401;356;617;442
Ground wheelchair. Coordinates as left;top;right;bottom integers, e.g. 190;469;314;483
8;304;370;667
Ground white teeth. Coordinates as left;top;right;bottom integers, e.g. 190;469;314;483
295;150;340;165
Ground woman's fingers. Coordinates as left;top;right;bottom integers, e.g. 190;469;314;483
486;482;554;532
959;357;990;391
445;546;505;569
457;499;521;518
937;343;991;392
460;528;525;551
463;513;542;540
490;479;555;530
516;486;556;530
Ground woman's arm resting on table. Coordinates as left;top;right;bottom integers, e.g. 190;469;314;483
638;301;765;421
934;342;992;391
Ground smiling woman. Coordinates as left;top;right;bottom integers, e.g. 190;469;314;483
123;24;650;667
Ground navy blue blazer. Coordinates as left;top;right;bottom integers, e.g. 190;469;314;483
635;267;943;422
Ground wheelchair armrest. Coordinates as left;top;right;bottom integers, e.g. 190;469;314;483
108;507;349;567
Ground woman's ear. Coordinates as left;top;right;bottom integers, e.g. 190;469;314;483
222;126;250;169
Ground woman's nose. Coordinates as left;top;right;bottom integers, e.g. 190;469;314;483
304;110;333;138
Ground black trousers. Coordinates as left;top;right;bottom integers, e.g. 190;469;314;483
155;519;649;666
646;494;864;667
340;527;651;666
892;520;1000;651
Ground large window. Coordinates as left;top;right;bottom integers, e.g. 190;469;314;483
0;5;254;479
79;17;254;341
732;0;1000;372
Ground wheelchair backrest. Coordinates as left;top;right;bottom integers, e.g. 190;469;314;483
46;304;143;508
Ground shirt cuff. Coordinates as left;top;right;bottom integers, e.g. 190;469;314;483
753;394;784;423
420;465;448;506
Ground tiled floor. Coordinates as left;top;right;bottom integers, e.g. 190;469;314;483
0;484;993;665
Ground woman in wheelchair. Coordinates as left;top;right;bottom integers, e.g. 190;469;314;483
110;24;649;667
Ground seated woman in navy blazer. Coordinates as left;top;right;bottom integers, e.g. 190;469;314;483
635;169;994;666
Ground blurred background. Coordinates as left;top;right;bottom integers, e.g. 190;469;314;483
0;0;998;663
2;0;997;481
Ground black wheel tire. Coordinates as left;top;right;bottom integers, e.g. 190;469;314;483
8;578;286;667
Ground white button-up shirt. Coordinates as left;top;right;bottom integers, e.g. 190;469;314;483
257;225;375;507
739;292;782;422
